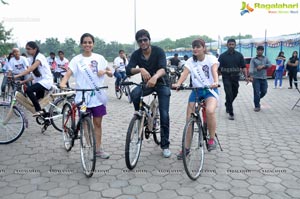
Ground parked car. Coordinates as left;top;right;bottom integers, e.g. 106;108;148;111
241;57;286;80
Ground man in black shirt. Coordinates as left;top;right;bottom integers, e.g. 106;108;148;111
218;39;247;120
169;53;181;66
126;29;171;158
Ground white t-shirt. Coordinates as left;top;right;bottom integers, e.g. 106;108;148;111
8;56;29;75
185;54;219;87
32;53;54;90
69;53;108;107
113;56;128;72
55;57;69;75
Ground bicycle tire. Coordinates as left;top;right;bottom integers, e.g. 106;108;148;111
182;116;204;180
61;102;74;151
49;97;65;132
0;104;25;144
152;105;161;145
125;115;143;170
80;116;96;177
124;85;132;103
115;87;123;99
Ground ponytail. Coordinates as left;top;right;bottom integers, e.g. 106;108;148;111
26;41;42;77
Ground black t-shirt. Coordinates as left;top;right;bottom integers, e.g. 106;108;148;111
218;50;245;76
126;45;169;85
170;57;180;66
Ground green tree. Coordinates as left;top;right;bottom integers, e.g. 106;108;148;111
60;38;80;59
43;38;61;56
0;21;14;55
223;34;252;41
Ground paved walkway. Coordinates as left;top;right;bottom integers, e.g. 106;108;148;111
0;74;300;199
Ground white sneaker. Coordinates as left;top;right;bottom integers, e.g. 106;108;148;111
96;148;110;159
162;149;171;158
279;86;282;89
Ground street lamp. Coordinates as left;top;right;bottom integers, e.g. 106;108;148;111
134;0;137;50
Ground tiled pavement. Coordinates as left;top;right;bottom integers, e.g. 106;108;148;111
0;74;300;199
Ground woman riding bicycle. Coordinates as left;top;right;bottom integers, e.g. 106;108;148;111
60;33;113;159
14;41;54;117
172;38;219;158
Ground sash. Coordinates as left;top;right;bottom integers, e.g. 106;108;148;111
191;65;219;101
78;60;108;105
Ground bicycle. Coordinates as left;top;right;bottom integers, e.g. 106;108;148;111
174;85;223;180
121;81;161;170
61;86;108;177
115;77;131;103
0;80;75;144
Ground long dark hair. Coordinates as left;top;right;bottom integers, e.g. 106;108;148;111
26;41;42;77
290;51;299;63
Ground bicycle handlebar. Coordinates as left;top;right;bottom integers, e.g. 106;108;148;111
120;81;145;86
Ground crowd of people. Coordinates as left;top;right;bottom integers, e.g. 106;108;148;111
0;30;299;161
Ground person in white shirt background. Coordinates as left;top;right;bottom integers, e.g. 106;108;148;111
14;41;54;117
60;33;113;159
0;52;13;96
113;49;128;91
8;48;32;87
54;50;69;86
47;52;56;74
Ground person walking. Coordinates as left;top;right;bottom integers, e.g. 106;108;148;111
248;46;271;112
126;29;172;158
274;51;286;89
218;39;247;120
287;51;299;89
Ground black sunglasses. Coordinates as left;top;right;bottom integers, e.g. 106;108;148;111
137;38;149;43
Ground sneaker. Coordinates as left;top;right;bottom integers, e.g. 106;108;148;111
279;86;282;89
273;87;277;89
162;148;171;158
96;149;110;159
228;113;234;120
207;138;217;152
176;149;190;160
254;107;261;112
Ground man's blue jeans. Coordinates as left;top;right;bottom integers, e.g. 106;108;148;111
114;71;126;87
131;85;171;149
252;78;268;108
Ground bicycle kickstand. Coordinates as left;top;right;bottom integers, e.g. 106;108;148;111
215;134;223;151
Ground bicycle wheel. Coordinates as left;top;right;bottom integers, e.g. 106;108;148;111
0;104;25;144
152;106;161;145
125;115;143;170
182;116;204;180
124;85;132;103
61;102;74;151
115;87;123;99
3;83;12;102
49;97;65;132
80;116;96;177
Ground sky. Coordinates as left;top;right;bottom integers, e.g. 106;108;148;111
0;0;299;47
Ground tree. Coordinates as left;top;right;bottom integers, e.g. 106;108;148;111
0;21;14;55
224;34;252;41
60;38;80;59
43;38;60;56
